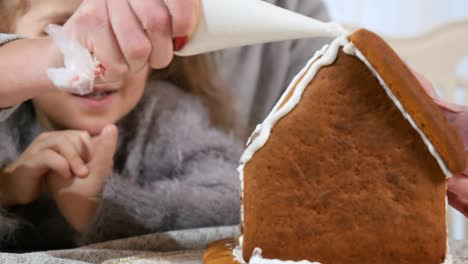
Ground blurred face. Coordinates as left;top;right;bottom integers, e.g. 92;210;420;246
13;0;150;135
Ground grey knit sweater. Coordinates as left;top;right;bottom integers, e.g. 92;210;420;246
0;0;330;253
0;81;243;251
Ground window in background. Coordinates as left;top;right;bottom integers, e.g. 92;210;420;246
324;0;468;37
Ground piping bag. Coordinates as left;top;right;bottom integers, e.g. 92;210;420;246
175;0;347;56
47;0;347;94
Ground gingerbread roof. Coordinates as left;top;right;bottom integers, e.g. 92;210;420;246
350;29;466;175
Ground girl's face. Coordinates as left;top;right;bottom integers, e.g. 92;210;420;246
14;0;149;135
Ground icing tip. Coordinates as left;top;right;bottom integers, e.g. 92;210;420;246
325;22;350;37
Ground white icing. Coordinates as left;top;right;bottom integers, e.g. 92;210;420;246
237;34;454;264
232;236;321;264
232;236;244;263
444;242;453;264
249;249;321;264
443;196;454;264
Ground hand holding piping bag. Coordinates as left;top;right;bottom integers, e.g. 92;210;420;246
46;0;349;94
47;0;201;94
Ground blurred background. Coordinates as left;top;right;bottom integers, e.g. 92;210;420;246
323;0;468;240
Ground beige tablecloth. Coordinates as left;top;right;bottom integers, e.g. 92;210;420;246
1;226;467;264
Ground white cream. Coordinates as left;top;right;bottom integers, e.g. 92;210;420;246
237;35;453;264
443;197;454;264
232;236;321;264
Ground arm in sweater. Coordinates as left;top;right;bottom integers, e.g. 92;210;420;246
0;113;23;247
79;83;243;244
0;104;78;251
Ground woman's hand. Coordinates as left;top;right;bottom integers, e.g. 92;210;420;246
47;124;118;234
0;130;91;207
439;103;468;217
414;71;468;217
61;0;201;82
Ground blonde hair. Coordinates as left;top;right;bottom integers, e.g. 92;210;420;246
0;0;236;132
153;56;235;131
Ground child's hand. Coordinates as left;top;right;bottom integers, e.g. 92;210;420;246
47;125;118;234
0;131;91;207
60;0;201;82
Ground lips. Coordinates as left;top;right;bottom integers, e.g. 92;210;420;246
70;86;119;109
72;90;117;100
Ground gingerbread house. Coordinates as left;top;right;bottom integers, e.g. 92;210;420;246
204;29;466;264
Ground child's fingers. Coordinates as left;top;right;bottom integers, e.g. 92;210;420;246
34;132;89;156
129;0;173;69
108;0;151;73
64;132;93;177
70;131;93;163
39;149;72;179
52;138;89;178
90;125;119;179
34;132;89;177
96;125;118;162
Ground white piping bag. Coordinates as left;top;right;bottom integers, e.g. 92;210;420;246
175;0;348;56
